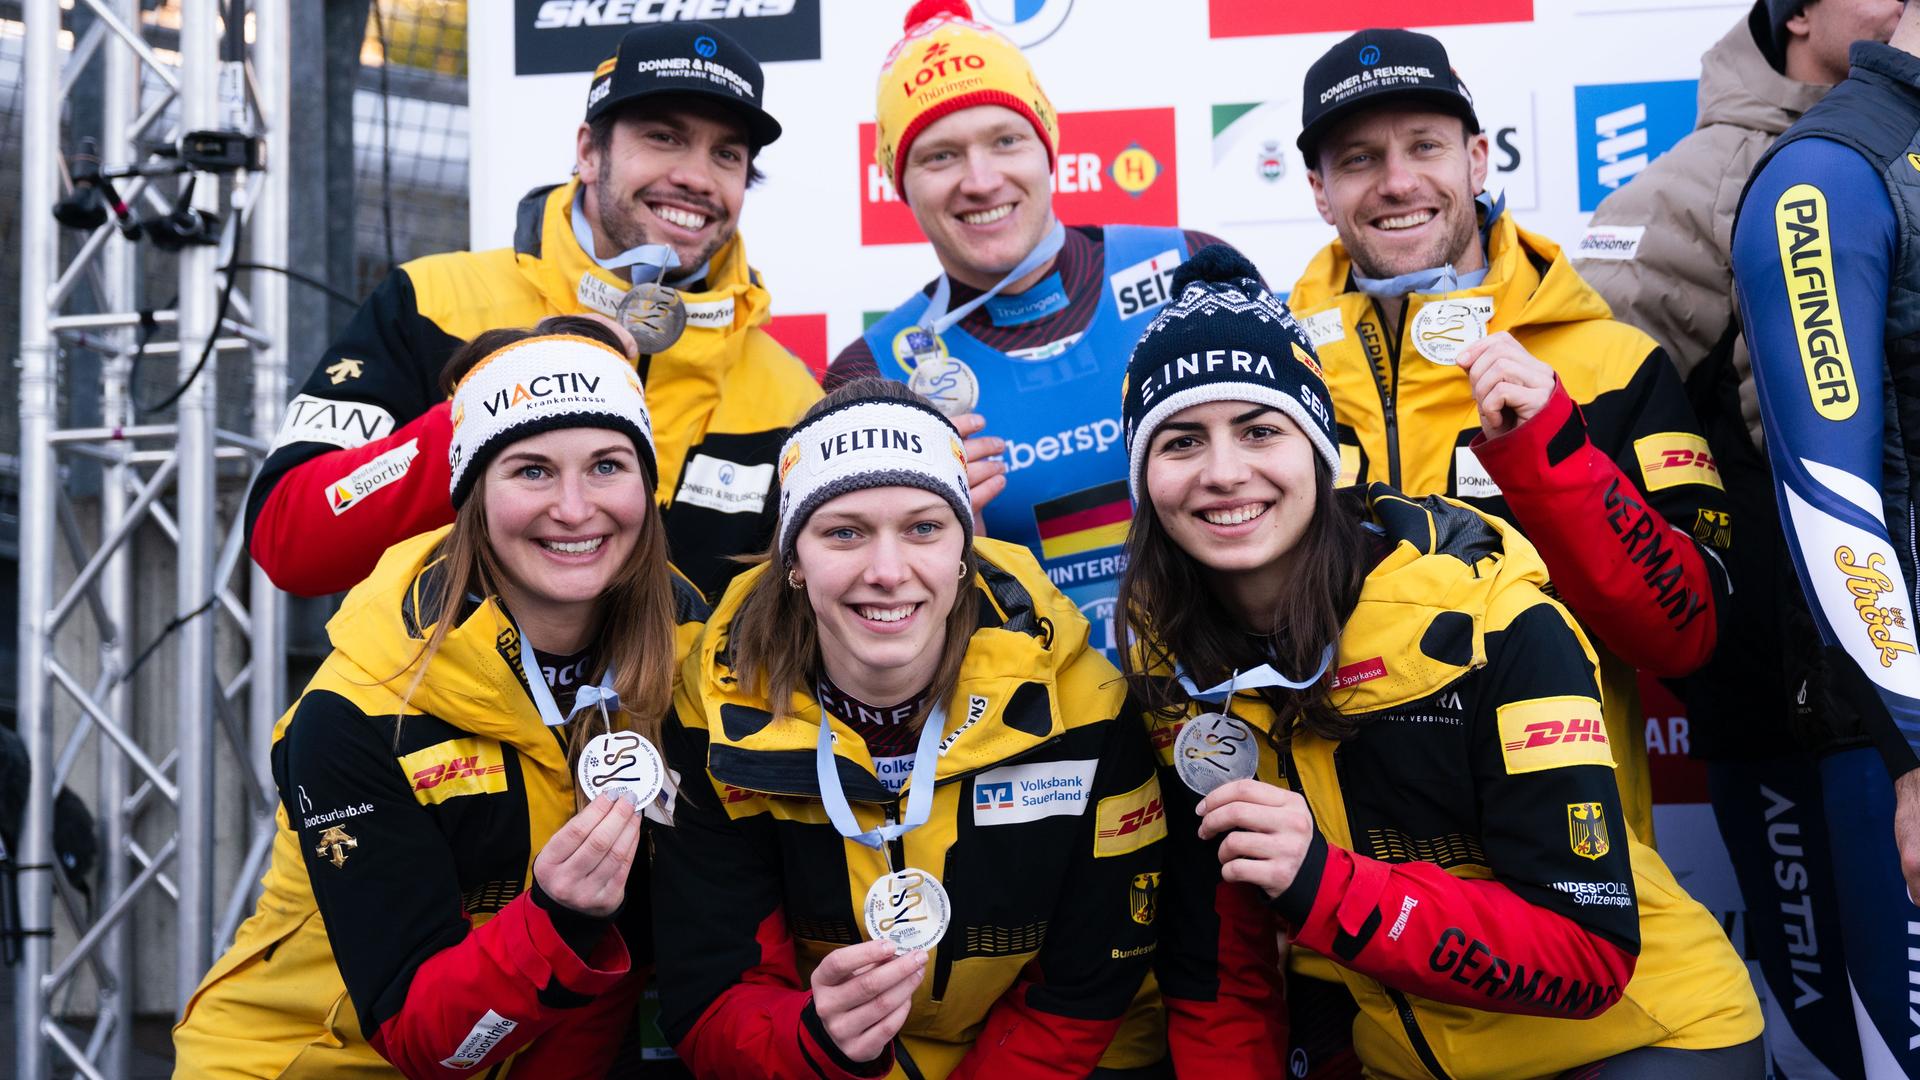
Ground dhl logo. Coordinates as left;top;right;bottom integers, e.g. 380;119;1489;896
1634;432;1724;493
398;738;510;805
1495;696;1614;776
1098;798;1164;840
1503;715;1609;754
413;756;505;791
1655;447;1716;474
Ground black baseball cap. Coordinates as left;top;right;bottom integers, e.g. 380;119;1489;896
584;22;783;149
1297;29;1479;164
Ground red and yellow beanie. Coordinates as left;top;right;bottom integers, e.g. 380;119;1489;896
875;0;1058;199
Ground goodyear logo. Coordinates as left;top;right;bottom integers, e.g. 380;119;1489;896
1495;696;1614;775
1093;776;1167;858
1633;432;1722;493
400;737;509;804
1774;184;1858;421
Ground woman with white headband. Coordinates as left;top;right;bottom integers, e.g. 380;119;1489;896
1117;248;1763;1079
651;377;1168;1079
173;317;699;1079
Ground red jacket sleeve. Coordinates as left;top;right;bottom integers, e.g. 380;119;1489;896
1471;377;1726;677
1272;834;1636;1019
249;402;455;596
366;891;634;1079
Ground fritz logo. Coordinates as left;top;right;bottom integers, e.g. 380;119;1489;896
1098;797;1165;841
976;781;1015;812
1573;80;1696;211
1835;547;1917;666
413;756;505;791
861;108;1178;244
481;372;602;417
1505;715;1608;753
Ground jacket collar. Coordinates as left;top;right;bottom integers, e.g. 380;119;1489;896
1850;40;1920;95
324;527;570;773
691;539;1092;802
1291;212;1615;336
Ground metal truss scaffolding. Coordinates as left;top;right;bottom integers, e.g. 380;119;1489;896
14;1;290;1076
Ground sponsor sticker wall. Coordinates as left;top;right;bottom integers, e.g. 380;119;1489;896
470;0;1743;359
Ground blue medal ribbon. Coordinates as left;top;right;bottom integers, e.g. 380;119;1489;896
917;221;1068;343
569;188;704;285
815;700;948;850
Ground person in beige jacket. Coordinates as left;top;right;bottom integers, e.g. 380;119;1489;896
1577;2;1899;1077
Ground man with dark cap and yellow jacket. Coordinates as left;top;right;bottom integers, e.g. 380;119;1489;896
1277;29;1738;1073
246;20;820;603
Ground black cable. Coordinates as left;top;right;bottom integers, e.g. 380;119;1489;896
135;211;244;415
227;261;360;307
370;0;397;274
117;595;220;688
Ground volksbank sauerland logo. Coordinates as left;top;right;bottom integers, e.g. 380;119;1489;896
860;108;1178;245
1573;79;1697;211
514;0;821;75
974;0;1074;47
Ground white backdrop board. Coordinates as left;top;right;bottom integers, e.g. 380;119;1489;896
470;0;1748;369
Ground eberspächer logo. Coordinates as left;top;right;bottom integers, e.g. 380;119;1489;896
1573;79;1697;212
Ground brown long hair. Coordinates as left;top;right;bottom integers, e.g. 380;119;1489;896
728;378;977;729
1119;453;1370;742
398;317;678;799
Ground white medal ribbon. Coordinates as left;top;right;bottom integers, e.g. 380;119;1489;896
513;621;678;823
1174;644;1336;704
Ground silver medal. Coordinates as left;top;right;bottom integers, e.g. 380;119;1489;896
1173;712;1259;795
863;867;951;953
576;730;665;808
614;281;688;355
1409;300;1488;366
908;356;981;418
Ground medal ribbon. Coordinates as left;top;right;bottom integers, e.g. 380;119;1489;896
816;700;948;849
1174;644;1336;704
512;617;617;728
917;221;1067;340
570;189;685;283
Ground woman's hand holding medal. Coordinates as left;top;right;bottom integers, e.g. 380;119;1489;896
810;939;926;1064
531;792;643;919
1196;778;1317;901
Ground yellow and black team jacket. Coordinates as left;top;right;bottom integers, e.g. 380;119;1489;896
1150;488;1760;1080
1289;212;1737;851
245;178;822;601
172;528;708;1080
652;539;1167;1080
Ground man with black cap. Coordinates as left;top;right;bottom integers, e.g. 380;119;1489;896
1577;5;1896;1076
1286;29;1734;849
246;21;820;603
1731;2;1920;1075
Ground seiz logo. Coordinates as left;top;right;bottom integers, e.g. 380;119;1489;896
976;781;1015;812
861;108;1177;245
413;756;506;791
400;738;510;805
1573;80;1697;211
1496;696;1615;775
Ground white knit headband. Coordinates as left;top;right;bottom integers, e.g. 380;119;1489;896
448;335;656;506
775;399;972;566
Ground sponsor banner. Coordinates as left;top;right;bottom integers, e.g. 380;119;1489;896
442;1009;518;1070
761;312;830;378
1453;446;1501;500
1634;431;1722;492
1495;695;1614;774
1574;224;1646;261
328;438;420;515
400;738;511;804
972;758;1098;825
1784;486;1920;688
1061;579;1121;660
1206;92;1538;225
272;395;396;452
860;108;1178;246
513;0;822;75
1573;79;1698;212
674;453;774;515
973;0;1078;48
1208;0;1533;38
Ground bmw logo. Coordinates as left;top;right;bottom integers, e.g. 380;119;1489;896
975;0;1075;47
693;35;718;58
1359;44;1381;66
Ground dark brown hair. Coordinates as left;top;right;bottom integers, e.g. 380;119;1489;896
1119;453;1370;742
395;316;676;804
587;95;767;188
728;378;977;727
